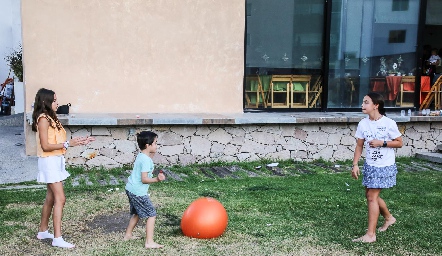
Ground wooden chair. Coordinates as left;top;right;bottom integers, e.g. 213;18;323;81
290;75;311;108
420;75;442;110
308;75;322;108
397;76;415;107
244;75;267;108
268;75;291;108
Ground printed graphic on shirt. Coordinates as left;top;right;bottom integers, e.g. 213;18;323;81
363;125;387;162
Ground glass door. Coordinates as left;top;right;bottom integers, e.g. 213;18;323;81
328;0;421;109
245;0;325;110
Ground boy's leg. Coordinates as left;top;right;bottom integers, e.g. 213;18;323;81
145;216;163;249
37;184;55;239
377;197;396;232
124;214;140;240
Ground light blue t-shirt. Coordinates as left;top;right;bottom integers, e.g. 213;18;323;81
125;153;154;196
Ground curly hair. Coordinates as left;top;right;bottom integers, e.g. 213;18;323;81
31;88;62;132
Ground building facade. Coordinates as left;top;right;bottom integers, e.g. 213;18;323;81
20;0;442;166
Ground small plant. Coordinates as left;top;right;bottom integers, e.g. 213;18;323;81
4;45;23;82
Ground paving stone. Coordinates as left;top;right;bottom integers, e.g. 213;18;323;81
265;166;285;176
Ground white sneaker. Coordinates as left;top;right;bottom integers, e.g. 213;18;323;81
52;236;75;248
36;230;54;240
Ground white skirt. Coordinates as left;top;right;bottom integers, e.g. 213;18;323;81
37;155;70;183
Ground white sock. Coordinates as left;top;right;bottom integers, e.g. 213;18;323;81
52;236;75;248
36;230;54;240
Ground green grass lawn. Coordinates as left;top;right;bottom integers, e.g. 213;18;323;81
0;158;441;255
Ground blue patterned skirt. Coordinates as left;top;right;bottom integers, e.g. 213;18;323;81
362;163;397;189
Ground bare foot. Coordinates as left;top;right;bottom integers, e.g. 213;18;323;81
145;242;164;249
378;215;396;232
123;235;140;241
352;234;376;243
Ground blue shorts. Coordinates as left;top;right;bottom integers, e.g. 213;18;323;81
362;163;397;189
125;190;157;219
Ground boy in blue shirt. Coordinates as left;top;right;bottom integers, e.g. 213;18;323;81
124;131;166;249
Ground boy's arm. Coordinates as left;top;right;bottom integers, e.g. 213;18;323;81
141;171;162;184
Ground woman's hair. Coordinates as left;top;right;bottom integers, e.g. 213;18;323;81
366;92;386;116
31;88;62;132
136;131;158;150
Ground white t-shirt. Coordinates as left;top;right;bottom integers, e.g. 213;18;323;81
428;54;441;66
355;116;402;167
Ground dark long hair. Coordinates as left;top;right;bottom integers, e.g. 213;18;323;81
366;92;386;116
31;88;62;131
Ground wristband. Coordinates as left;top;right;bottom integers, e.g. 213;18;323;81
382;140;387;147
63;140;70;149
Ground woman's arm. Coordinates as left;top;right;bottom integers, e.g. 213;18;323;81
351;138;364;179
37;118;91;152
388;136;403;148
37;118;64;152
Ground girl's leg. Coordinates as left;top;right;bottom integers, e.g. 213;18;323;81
352;188;381;243
124;214;140;240
37;184;55;239
48;181;66;238
377;197;396;231
39;184;55;232
145;216;163;249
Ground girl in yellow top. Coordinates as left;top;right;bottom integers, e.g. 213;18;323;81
32;88;94;248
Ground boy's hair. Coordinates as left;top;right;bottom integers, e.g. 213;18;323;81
31;88;62;132
136;131;158;150
366;92;386;116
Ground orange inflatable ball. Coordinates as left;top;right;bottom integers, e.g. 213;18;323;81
181;197;228;239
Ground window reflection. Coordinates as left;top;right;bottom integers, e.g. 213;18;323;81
245;0;324;109
328;0;420;108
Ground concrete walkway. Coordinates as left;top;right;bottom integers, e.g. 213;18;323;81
0;113;38;184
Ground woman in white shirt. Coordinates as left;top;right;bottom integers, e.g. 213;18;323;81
351;92;403;243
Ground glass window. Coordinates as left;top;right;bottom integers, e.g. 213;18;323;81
245;0;325;109
392;0;410;11
328;0;420;108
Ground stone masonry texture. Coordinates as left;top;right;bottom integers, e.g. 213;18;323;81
61;122;440;168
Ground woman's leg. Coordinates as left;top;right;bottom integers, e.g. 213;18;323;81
353;188;381;242
47;181;66;238
378;197;396;231
39;184;55;232
366;188;381;236
47;181;75;248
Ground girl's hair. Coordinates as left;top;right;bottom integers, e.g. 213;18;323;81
136;131;158;150
366;92;386;116
31;88;62;132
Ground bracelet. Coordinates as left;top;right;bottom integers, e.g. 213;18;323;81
63;140;70;149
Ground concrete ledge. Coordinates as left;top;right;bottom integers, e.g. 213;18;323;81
415;152;442;164
25;112;441;126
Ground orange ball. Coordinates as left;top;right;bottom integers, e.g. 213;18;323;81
181;197;228;239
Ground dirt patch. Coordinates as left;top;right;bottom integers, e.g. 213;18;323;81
86;211;143;234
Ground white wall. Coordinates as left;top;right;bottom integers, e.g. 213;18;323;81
0;0;22;82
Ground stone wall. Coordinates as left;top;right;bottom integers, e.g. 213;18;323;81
62;122;440;168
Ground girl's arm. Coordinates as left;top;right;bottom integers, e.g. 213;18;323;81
38;118;65;152
141;171;166;184
387;136;403;148
37;118;91;152
351;138;364;179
